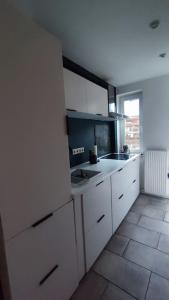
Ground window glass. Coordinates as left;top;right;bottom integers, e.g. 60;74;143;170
124;99;140;152
118;93;142;153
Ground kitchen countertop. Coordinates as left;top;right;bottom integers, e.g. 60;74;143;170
71;154;140;196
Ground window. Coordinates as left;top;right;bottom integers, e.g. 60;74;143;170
117;92;142;153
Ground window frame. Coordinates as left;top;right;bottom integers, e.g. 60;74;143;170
117;92;143;154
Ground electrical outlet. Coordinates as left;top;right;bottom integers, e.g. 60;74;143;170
72;147;85;155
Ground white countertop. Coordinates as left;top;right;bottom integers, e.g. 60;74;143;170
71;154;140;196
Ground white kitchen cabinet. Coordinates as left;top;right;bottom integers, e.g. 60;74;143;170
5;202;78;300
63;68;108;116
112;190;131;232
82;177;112;271
63;68;87;113
112;178;139;232
85;80;108;116
85;210;112;271
130;177;140;207
111;156;140;233
111;156;140;200
73;195;86;281
73;156;140;277
0;5;71;240
83;178;111;233
0;5;78;300
111;165;131;199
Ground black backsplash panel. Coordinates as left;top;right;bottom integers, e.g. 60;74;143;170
68;118;115;167
95;124;112;157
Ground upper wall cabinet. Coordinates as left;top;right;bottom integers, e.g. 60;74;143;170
85;80;108;116
63;68;108;116
63;68;87;113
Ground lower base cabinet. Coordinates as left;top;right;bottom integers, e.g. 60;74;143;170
73;156;140;280
5;202;78;300
112;179;140;233
85;210;112;270
74;177;112;274
112;157;140;233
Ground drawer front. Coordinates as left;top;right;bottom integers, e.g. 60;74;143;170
31;262;76;300
112;192;129;233
112;178;140;233
6;202;78;300
111;165;130;198
83;177;111;234
111;157;140;198
130;177;140;207
127;157;140;185
85;210;112;271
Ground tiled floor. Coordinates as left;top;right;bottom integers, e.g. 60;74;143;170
72;194;169;300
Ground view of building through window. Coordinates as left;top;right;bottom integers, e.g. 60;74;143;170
123;99;140;152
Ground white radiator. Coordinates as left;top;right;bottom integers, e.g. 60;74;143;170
144;150;169;197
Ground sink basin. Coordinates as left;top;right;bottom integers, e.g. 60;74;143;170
71;169;101;184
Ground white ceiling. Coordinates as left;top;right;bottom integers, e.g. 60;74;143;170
14;0;169;86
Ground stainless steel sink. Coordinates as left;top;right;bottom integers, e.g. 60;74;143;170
71;169;101;184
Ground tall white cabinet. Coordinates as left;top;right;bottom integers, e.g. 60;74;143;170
0;3;78;300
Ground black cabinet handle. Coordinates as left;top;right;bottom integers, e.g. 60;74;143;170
39;264;59;286
97;214;105;223
118;168;123;172
96;180;104;187
32;213;53;228
67;109;77;112
118;194;124;200
133;179;136;184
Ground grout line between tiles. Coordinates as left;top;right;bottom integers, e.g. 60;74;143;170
136;222;169;237
144;271;152;300
120;218;162;235
121;238;131;258
101;246;169;282
162;210;166;221
156;233;161;249
135;213;166;223
116;231;160;251
121;248;169;283
93;269;138;300
99;279;109;300
136;214;141;225
117;218;169;256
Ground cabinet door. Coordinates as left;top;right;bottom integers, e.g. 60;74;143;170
85;80;108;116
85;209;112;271
0;8;71;240
127;156;140;185
82;177;112;270
63;68;87;112
111;157;140;233
130;177;140;207
5;202;78;300
83;177;111;233
112;192;130;233
73;195;85;281
111;157;140;199
111;165;130;199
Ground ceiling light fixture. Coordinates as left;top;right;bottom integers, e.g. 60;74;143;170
149;19;160;29
159;53;167;58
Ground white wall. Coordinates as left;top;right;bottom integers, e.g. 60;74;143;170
117;74;169;152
